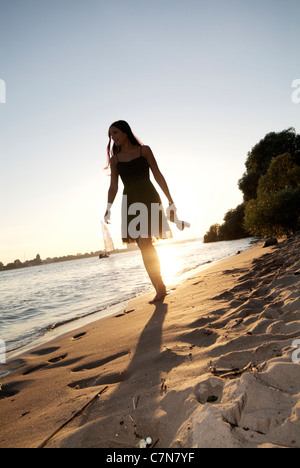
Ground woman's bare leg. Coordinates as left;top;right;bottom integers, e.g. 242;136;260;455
137;237;167;301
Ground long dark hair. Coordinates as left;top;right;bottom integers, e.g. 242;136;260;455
106;120;143;169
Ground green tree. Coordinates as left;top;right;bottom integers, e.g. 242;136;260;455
204;224;220;243
218;204;249;241
204;204;250;243
239;128;300;201
244;153;300;237
204;128;300;242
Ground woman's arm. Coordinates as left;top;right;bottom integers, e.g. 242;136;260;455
143;146;174;205
107;156;119;204
104;156;119;222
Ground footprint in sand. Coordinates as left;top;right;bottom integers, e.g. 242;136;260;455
23;363;49;375
0;380;30;400
72;332;87;341
48;354;68;364
68;370;130;390
68;350;131;390
192;281;203;286
30;347;61;356
71;350;130;373
23;354;68;375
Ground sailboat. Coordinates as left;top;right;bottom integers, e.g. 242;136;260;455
99;222;115;258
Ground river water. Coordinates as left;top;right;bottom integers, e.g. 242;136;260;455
0;238;254;357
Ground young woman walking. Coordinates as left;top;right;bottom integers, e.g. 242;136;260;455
104;120;183;303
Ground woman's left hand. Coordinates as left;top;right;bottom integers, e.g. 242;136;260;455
104;209;111;224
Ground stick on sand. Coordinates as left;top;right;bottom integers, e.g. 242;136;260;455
38;386;108;448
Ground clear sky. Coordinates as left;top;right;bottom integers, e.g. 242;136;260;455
0;0;299;264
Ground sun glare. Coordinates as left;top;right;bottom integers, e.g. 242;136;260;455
156;244;182;286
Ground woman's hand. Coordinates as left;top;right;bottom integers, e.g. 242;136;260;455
166;203;190;231
104;204;112;224
166;203;177;223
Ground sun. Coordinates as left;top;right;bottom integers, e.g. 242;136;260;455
156;243;182;286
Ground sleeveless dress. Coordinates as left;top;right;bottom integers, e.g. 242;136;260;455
116;147;172;243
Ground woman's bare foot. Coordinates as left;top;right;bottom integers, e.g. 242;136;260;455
149;285;168;304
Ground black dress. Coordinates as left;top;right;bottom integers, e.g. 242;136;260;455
116;146;172;243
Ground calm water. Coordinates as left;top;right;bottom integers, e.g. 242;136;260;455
0;238;254;356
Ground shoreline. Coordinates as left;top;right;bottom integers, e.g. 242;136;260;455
0;236;299;448
5;240;254;361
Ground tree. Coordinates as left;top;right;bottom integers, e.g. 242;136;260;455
33;254;42;265
218;204;250;241
239;128;300;201
204;129;300;242
204;224;220;243
244;153;300;237
204;204;250;243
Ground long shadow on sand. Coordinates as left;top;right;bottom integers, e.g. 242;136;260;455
70;301;175;447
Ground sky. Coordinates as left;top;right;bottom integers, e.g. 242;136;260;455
0;0;300;265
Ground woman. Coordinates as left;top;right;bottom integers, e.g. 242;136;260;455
104;120;177;303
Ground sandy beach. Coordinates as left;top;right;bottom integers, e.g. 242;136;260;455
0;235;299;449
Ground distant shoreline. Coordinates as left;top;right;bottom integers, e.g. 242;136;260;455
0;237;198;272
